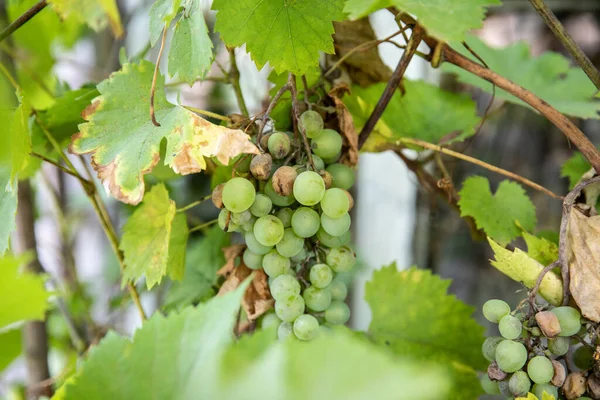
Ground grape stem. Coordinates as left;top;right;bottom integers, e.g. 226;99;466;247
256;83;290;150
0;0;47;44
176;194;212;213
189;219;218;233
288;73;316;171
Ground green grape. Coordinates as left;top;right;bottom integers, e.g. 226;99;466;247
509;370;531;397
498;381;511;397
548;337;570;356
268;132;291;159
310;264;333;289
232;210;253;225
573;345;593;370
321;213;351;237
218;209;236;232
293;314;320;341
482;336;504;362
249;193;272;217
495;340;527;373
311;129;342;159
499;315;522;340
311;154;325;170
278;321;293;340
299;110;324;138
317;228;350;248
322;152;341;165
291;207;320;238
330;281;348;300
264;179;296;206
293;171;325;206
326;246;355;273
243;249;264;270
531;383;558;400
261;313;280;329
325;300;350;325
303;286;332;312
275;295;305;322
262;249;290;277
320;188;350;218
480;374;500;395
275;208;294;227
276;228;304;257
245;231;273;255
326;163;355;190
270;274;301;301
527;356;553;384
254;215;285;246
482;299;511;323
551;306;581;336
222;177;256;212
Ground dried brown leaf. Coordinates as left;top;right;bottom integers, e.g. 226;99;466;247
328;84;359;166
217;244;246;276
567;208;600;322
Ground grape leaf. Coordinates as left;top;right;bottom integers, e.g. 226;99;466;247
366;264;485;400
0;329;21;371
212;0;345;75
488;238;563;305
168;0;213;85
344;80;480;151
120;184;188;289
0;174;17;256
443;36;600;119
343;0;500;42
47;0;123;37
70;61;258;205
164;226;229;311
458;176;536;246
9;92;32;184
149;0;182;46
0;256;50;329
561;152;590;189
522;230;558;266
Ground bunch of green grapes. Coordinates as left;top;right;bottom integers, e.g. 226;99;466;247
480;299;599;399
212;110;356;341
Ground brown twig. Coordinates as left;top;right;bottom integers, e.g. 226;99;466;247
256;84;290;149
0;0;47;43
150;26;168;127
528;0;600;90
228;47;249;116
358;26;423;149
529;261;559;306
288;73;316;170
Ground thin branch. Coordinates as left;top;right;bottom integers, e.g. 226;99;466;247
182;105;231;122
165;75;229;87
529;0;600;90
176;194;212;213
288;73;316;170
358;26;423;149
256;83;290;148
0;61;19;90
150;26;168;127
228;47;249;116
30;152;91;185
189;219;218;233
0;0;47;44
400;138;564;200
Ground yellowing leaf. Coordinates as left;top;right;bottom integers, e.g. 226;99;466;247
48;0;123;37
488;238;563;305
70;61;258;205
521;230;558;266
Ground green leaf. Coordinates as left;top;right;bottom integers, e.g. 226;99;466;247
0;329;22;372
458;176;536;245
164;226;229;311
344;80;480;151
168;0;214;85
149;0;182;46
522;230;558;266
47;0;123;36
70;61;258;205
442;36;600;119
0;256;51;329
9;91;32;184
561;152;590;189
488;238;562;305
212;0;345;75
343;0;500;42
0;174;17;256
120;184;188;289
366;264;485;399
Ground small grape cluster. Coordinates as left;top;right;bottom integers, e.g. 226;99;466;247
212;110;356;341
480;299;600;399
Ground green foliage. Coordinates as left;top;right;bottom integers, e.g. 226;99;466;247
344;80;480;150
0;174;17;256
561;152;590;189
120;184;188;289
212;0;345;75
343;0;500;42
9;91;32;184
47;0;123;36
149;0;182;45
366;265;486;399
522;230;558;266
458;176;536;246
0;329;22;372
443;36;600;119
0;256;50;329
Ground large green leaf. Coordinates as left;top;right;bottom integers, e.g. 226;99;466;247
149;0;182;46
47;0;123;36
366;265;486;400
443;36;600;119
212;0;345;75
120;184;188;289
458;176;536;246
0;256;51;329
343;0;500;42
0;329;22;372
561;152;590;189
344;80;480;150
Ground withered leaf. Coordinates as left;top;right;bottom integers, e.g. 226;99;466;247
328;84;359;166
568;207;600;322
216;244;245;276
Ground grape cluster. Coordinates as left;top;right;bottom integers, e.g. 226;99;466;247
480;299;599;399
212;110;356;341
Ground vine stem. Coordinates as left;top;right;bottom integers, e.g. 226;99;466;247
256;83;290;148
288;73;316;170
0;0;47;43
150;25;168;127
189;219;218;233
528;0;600;90
176;194;212;213
228;47;249;116
399;138;563;200
358;25;423;149
182;105;231;122
30;152;90;184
